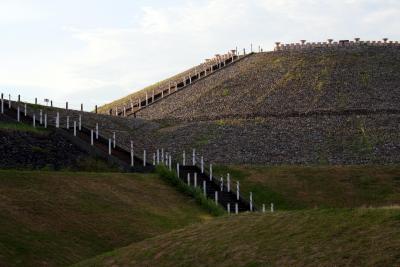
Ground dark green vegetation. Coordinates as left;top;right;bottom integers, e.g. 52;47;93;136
74;208;400;267
0;171;209;267
0;122;48;134
213;165;400;210
156;166;225;216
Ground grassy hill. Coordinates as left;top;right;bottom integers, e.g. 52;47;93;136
73;208;400;267
0;170;209;267
213;165;400;209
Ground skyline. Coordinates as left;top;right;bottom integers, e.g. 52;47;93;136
0;0;399;110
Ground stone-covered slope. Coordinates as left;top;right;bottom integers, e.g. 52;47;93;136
136;46;400;121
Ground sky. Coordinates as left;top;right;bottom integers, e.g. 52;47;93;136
0;0;399;110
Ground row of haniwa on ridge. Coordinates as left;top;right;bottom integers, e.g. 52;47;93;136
274;38;400;51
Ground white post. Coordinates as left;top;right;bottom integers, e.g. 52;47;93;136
33;114;36;127
153;153;156;166
227;173;231;192
108;139;111;155
17;106;20;122
66;116;70;129
90;129;94;145
194;173;197;187
169;155;172;171
187;173;190;186
215;191;218;204
203;180;206;196
143;150;147;166
220;176;223;191
78;115;82;131
236;181;240;201
24;103;27;116
192;148;196;165
177;163;180;178
44;114;47;128
182;151;186;166
271;203;274;213
201;156;204;173
113;132;116;148
209;164;213;181
262;204;266;213
130;141;134;167
56;112;59;128
157;149;160;165
250;192;253;211
161;148;164;163
73;121;77;136
227;203;231;214
39;110;43;125
95;123;99;139
235;203;239;214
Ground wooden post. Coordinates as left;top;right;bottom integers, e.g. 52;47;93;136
236;181;240;200
215;191;218;204
95;105;98;114
56;112;59;128
81;103;83;111
235;203;239;214
194;173;197;187
18;95;20;102
143;150;146;166
24;103;27;116
33;114;36;127
203;180;206;196
201;156;204;173
271;203;274;213
79;115;82;131
187;173;190;186
130;141;134;167
262;204;266;213
91;130;94;146
153;153;156;166
250;192;253;211
66;116;70;129
35;97;37;105
192;148;196;165
113;132;116;148
227;173;230;192
95;123;99;139
66;102;68;110
17;106;20;122
220;176;223;191
39;110;43;125
182;150;186;166
227;203;231;214
177;163;180;178
157;149;160;165
50;100;53;107
44;114;47;128
169;155;172;171
108;139;111;155
209;164;213;181
8;94;11;109
161;148;164;163
73;121;76;136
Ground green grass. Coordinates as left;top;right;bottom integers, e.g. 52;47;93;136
0;170;210;267
213;165;400;210
73;208;400;267
0;122;48;134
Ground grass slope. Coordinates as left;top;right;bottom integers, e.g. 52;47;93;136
74;208;400;267
213;165;400;209
0;170;209;267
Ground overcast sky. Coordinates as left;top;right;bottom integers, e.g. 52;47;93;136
0;0;399;110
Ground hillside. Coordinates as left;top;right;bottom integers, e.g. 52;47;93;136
74;209;400;267
136;46;400;121
0;171;209;267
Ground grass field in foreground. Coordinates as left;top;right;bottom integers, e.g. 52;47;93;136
0;170;210;267
74;208;400;267
213;165;400;210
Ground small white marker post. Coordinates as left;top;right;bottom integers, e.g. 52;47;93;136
113;132;116;148
203;180;206;196
33;114;36;127
108;139;112;155
157;149;160;165
56;112;60;128
250;192;253;212
192;148;196;165
153;153;156;166
130;141;134;167
262;204;266;213
143;150;147;166
220;176;223;191
209;164;213;181
187;173;190;186
227;173;231;192
168;155;172;171
78;115;82;131
161;148;164;163
215;191;218;204
95;123;99;139
24;103;27;116
271;203;274;213
182;150;186;166
201;156;204;173
236;181;240;201
90;130;94;146
235;203;239;214
194;173;197;187
227;203;231;214
177;163;180;178
17;106;20;122
66;116;70;130
44;114;47;128
73;121;77;136
39;110;43;125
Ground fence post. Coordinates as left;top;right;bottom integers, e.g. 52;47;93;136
24;103;27;116
157;149;160;165
66;102;68;110
236;181;240;201
108;139;111;155
192;148;196;165
182;150;186;166
194;173;197;187
81;103;83;112
161;148;164;163
95;105;98;114
227;173;230;192
56;112;59;128
201;156;204;173
220;176;223;191
130;141;134;167
50;100;53;107
203;180;206;196
90;130;94;145
79;115;82;131
143;150;146;166
262;204;266;213
39;110;43;124
250;192;253;211
187;173;190;186
271;203;274;213
8;94;11;109
113;132;116;148
95;123;99;139
66;116;70;129
177;163;180;178
227;203;231;214
44;114;47;128
17;106;20;122
73;121;76;136
235;203;239;214
153;153;156;166
215;191;218;204
35;97;37;105
209;164;213;181
33;114;36;127
169;155;172;171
